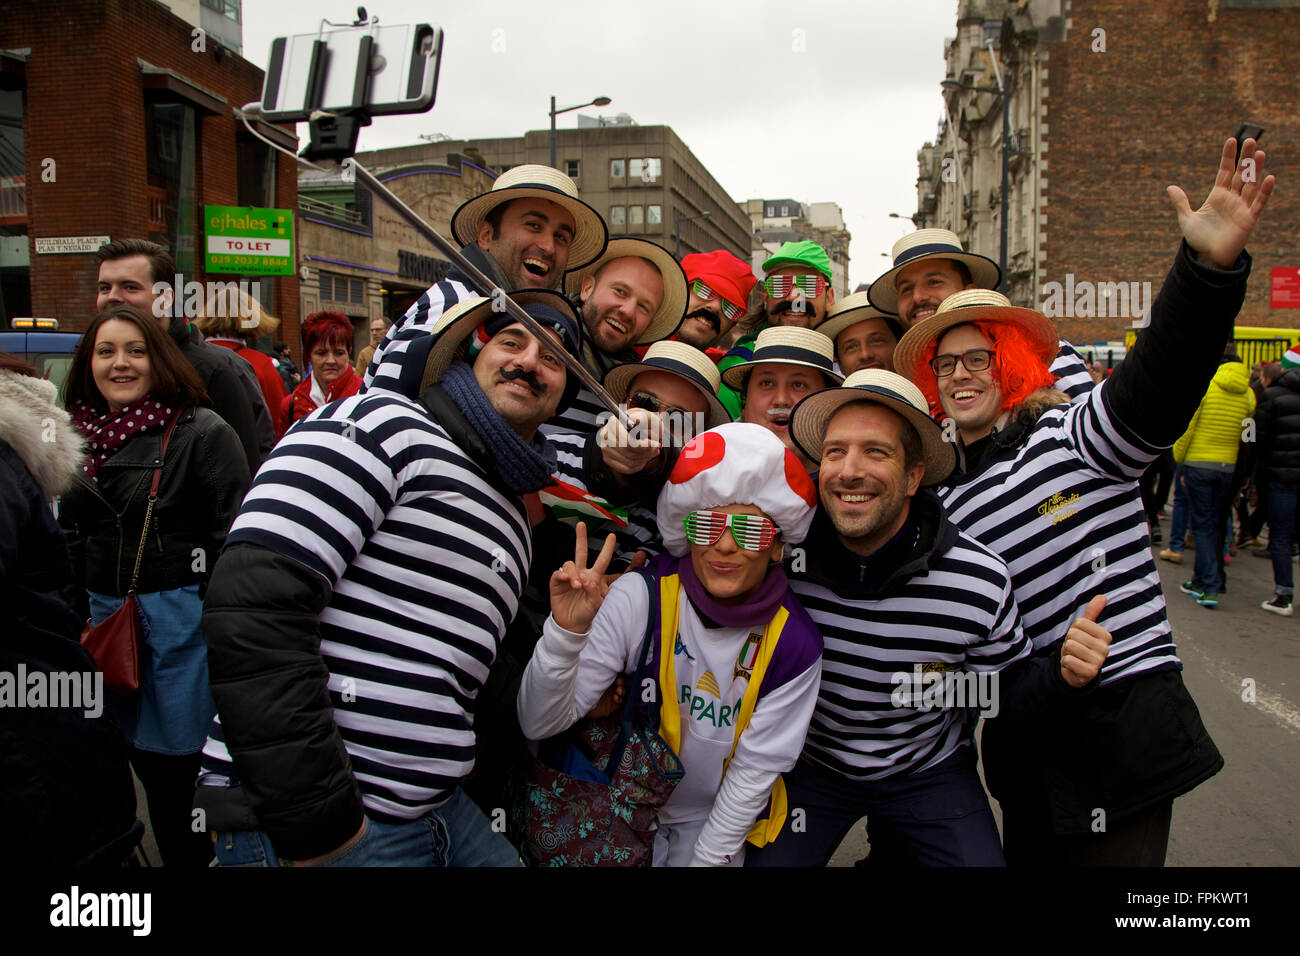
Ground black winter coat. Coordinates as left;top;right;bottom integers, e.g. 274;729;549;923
171;317;275;472
1254;367;1300;485
59;405;251;609
0;368;137;865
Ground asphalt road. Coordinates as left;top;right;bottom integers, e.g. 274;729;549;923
830;517;1300;866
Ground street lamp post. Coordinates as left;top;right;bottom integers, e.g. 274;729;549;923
549;94;612;170
889;210;926;229
674;209;711;259
942;68;1010;292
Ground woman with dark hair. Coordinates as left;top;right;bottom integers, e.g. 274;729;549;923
60;304;252;867
0;350;138;865
279;310;361;435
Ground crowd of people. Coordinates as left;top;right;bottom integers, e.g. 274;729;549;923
2;134;1279;868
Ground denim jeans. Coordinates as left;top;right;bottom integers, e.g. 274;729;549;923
88;584;213;754
1267;482;1298;597
1184;466;1234;594
744;744;1004;867
1168;466;1188;552
213;787;522;867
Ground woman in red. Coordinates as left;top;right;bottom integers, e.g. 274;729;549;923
280;311;362;436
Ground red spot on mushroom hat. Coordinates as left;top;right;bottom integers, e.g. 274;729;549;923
657;422;817;557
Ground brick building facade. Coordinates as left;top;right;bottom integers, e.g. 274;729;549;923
916;0;1299;346
1;0;298;340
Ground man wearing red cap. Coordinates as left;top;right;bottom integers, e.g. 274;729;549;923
677;250;758;355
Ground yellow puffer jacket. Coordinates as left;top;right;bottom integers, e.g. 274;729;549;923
1173;360;1256;465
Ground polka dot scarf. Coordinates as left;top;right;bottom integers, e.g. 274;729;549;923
69;396;175;480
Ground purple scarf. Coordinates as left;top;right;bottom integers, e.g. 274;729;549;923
676;554;790;628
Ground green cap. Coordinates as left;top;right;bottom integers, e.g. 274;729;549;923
762;240;832;280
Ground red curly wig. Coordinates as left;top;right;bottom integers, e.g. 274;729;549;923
301;311;354;357
911;319;1057;418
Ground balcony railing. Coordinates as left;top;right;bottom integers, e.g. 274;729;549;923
299;195;364;226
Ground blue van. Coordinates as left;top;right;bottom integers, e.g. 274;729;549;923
0;322;83;402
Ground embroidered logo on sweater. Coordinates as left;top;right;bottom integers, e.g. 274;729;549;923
1037;491;1081;526
695;670;721;698
734;632;761;681
674;634;696;661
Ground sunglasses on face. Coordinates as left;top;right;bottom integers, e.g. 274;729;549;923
762;274;827;299
929;348;995;377
627;391;698;440
683;510;778;551
690;280;743;321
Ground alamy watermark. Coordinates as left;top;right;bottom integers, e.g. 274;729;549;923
891;665;1000;718
1040;274;1151;324
596;407;707;450
1;666;102;718
152;275;263;327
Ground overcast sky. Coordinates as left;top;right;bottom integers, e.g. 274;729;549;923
242;0;958;289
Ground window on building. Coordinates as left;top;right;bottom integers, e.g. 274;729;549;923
647;205;662;225
629;158;661;183
629;159;642;181
200;0;241;21
781;205;789;216
629;205;643;226
0;89;24;222
610;205;626;226
321;273;365;307
145;102;197;276
610;159;625;178
565;159;579;179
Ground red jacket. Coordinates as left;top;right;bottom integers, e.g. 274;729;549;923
279;364;362;437
208;338;287;436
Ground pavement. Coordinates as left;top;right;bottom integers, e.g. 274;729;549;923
830;517;1300;867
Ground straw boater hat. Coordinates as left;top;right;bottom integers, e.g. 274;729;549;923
720;326;844;391
891;288;1059;384
417;289;583;400
603;340;731;429
565;238;689;345
657;422;818;557
788;368;956;485
867;228;1001;315
450;164;608;272
815;291;904;346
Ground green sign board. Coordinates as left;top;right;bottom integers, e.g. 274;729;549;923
204;205;293;275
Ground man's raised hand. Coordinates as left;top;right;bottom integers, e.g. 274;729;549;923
549;521;618;635
1060;594;1111;688
1167;137;1275;270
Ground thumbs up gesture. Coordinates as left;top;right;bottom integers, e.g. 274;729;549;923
1060;595;1111;688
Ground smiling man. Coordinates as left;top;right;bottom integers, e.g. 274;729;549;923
816;292;904;376
888;134;1274;867
197;290;586;867
867;228;1094;402
544;238;688;436
363;165;608;395
94;239;274;471
742;368;1111;868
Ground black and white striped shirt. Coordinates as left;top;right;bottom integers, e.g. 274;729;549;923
789;503;1032;781
540;344;636;439
937;379;1177;686
362;277;475;394
201;391;532;821
1052;340;1095;404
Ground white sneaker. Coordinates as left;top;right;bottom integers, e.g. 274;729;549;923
1261;596;1294;617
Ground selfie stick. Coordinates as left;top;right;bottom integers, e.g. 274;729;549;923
340;159;634;430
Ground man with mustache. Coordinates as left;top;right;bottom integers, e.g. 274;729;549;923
718;241;836;415
363;165;608;395
544;238;688;436
867;229;1093;402
198;291;586;866
676;250;758;354
720;327;842;472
